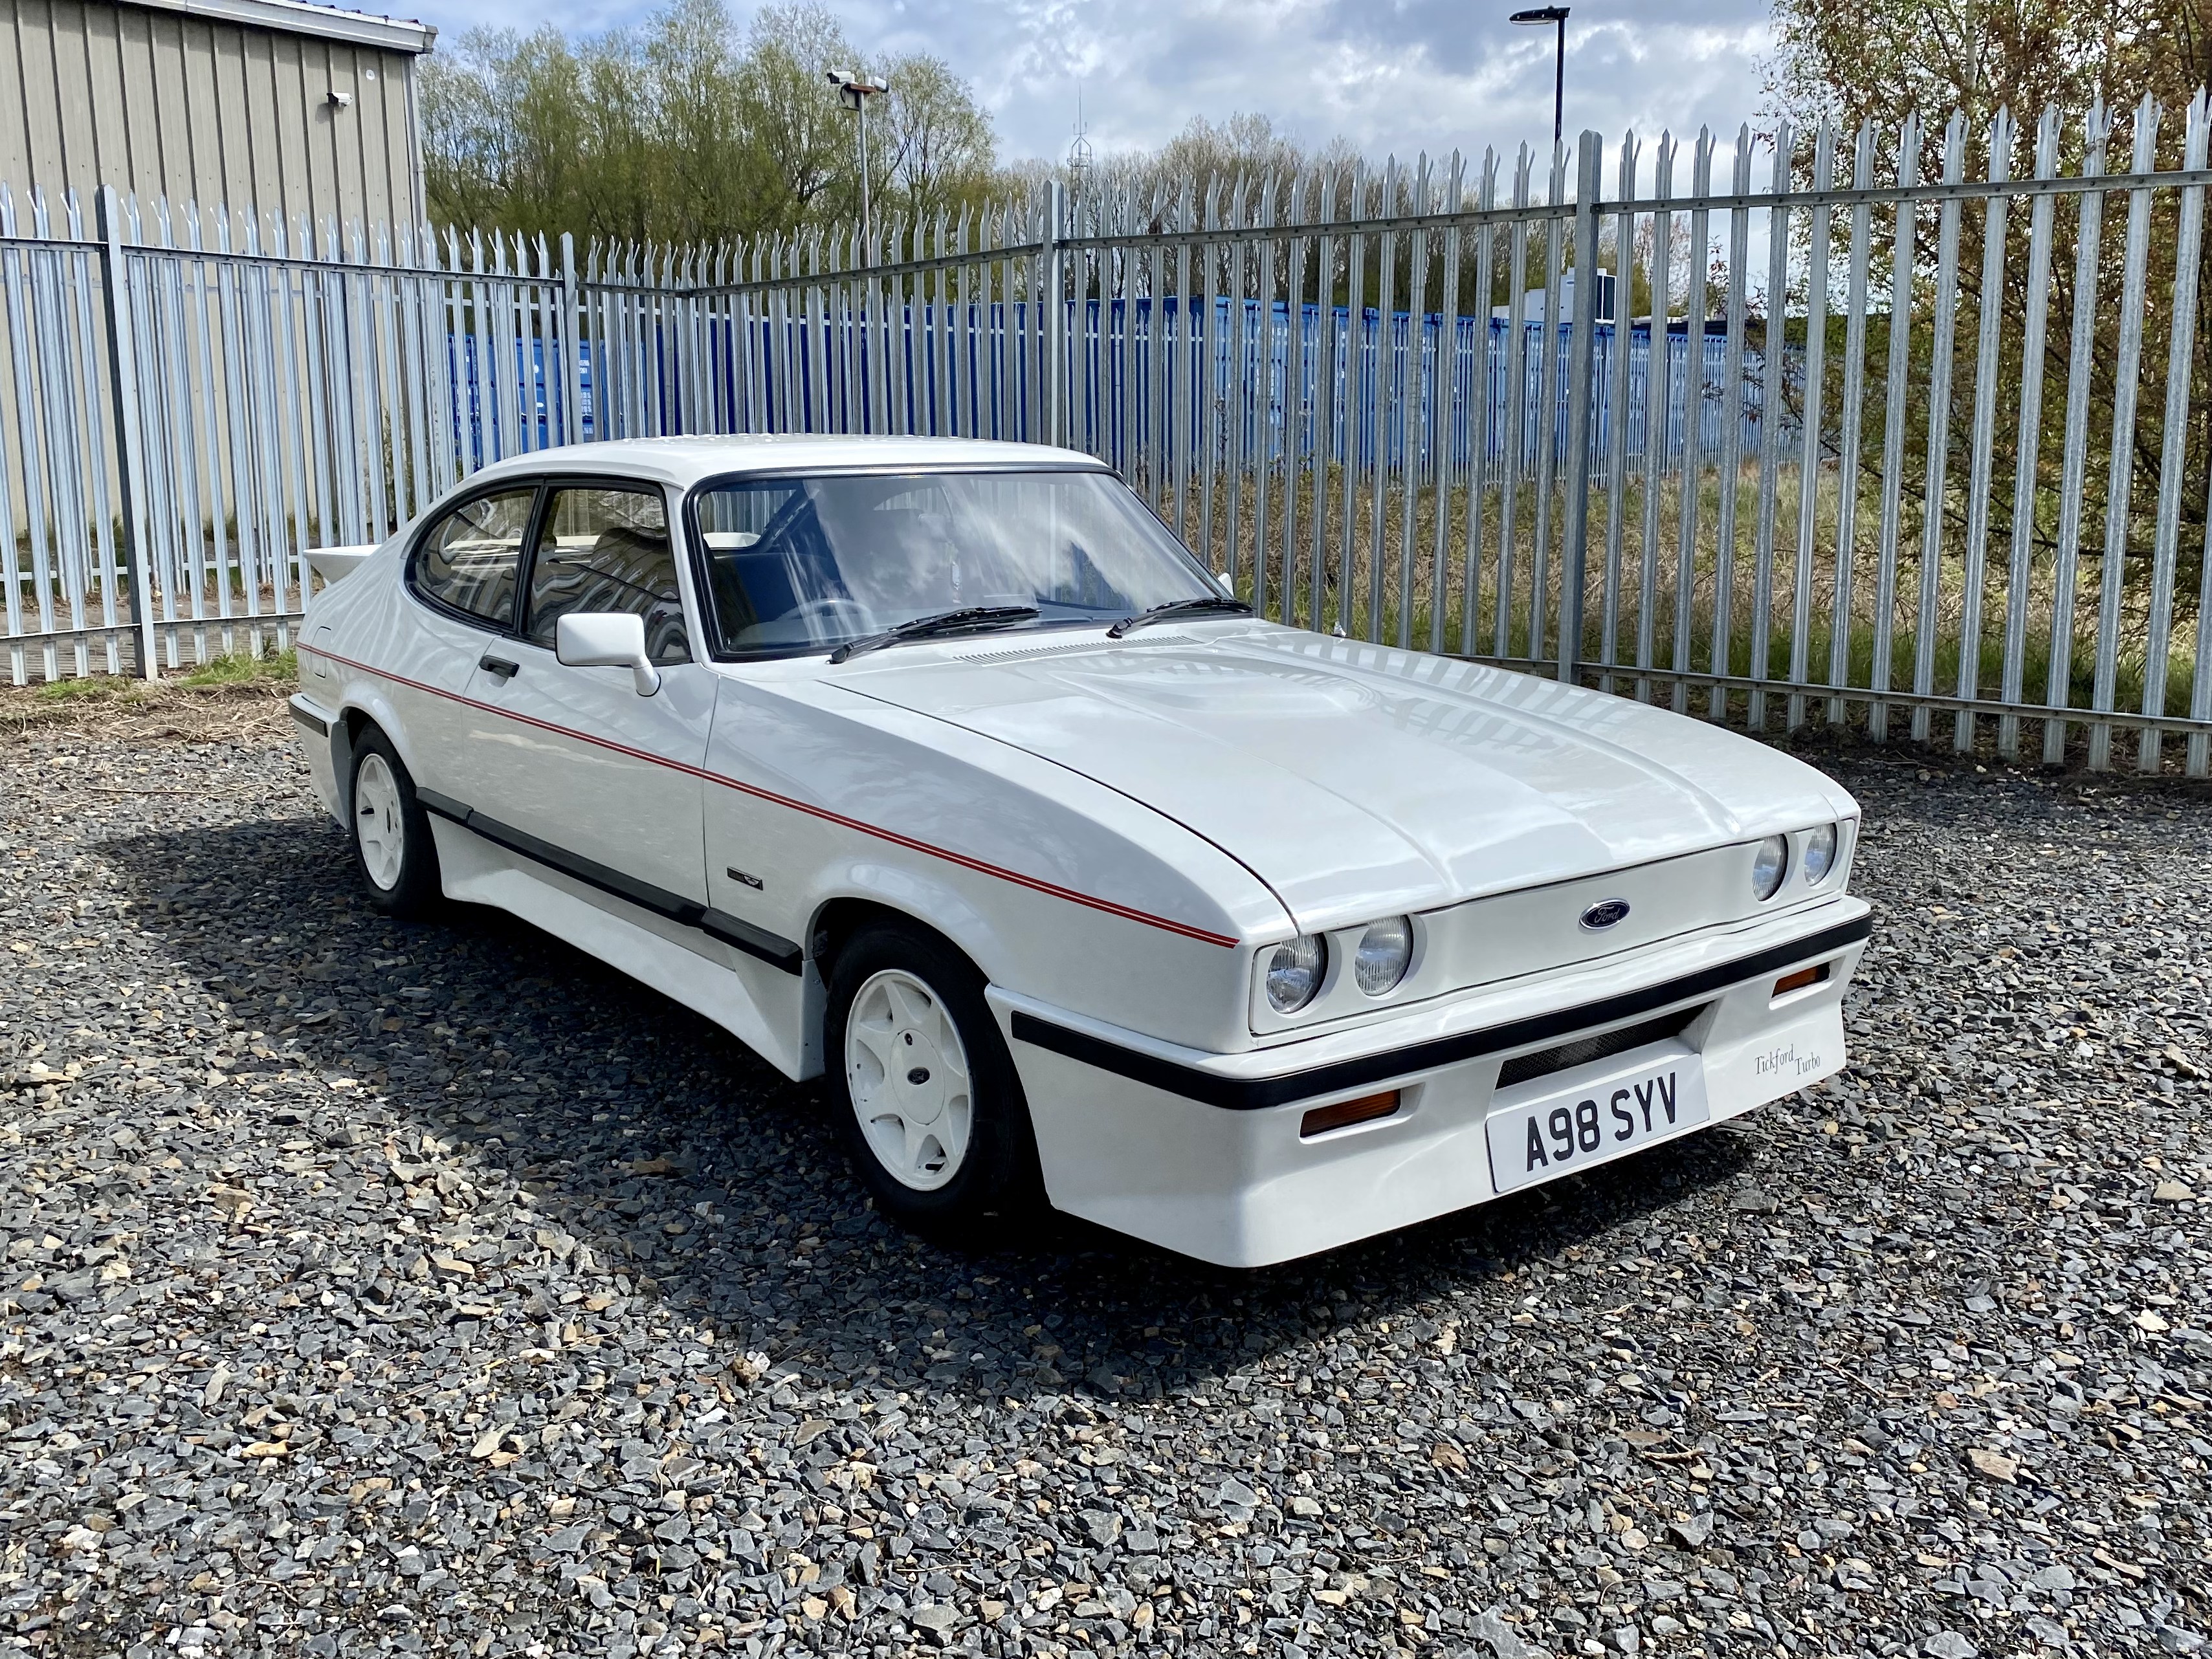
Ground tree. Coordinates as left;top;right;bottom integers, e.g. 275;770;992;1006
876;54;999;237
418;0;1002;251
731;4;857;234
1765;0;2212;683
1767;0;2211;146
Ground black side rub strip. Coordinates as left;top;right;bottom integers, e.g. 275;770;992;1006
1010;912;1875;1111
419;792;803;974
699;908;804;971
289;701;330;738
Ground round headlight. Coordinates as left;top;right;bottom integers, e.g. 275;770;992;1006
1803;822;1839;884
1265;934;1327;1013
1353;917;1413;996
1751;834;1789;901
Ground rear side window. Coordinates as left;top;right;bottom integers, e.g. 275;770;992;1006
524;486;689;665
414;488;536;627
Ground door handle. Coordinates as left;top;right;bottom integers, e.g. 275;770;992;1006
478;655;520;681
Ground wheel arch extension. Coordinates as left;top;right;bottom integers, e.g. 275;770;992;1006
807;897;980;986
331;693;418;821
797;897;995;1084
331;707;370;821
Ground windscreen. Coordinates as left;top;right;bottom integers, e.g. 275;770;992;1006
691;470;1218;654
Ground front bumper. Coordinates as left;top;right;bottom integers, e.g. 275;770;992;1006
993;897;1871;1267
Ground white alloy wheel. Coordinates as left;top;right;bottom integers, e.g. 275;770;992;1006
843;968;973;1191
354;752;407;891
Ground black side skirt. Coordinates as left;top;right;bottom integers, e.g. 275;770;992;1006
418;790;804;974
1010;912;1874;1111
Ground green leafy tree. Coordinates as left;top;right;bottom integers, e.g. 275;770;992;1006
1765;0;2212;698
419;0;1001;251
1768;0;2210;140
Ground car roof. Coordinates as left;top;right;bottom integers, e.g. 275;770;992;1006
469;434;1109;489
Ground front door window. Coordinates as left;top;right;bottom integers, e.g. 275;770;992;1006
523;487;689;665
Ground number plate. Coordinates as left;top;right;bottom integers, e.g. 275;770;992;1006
1485;1053;1710;1194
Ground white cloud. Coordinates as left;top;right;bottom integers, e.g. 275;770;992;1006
417;0;1779;171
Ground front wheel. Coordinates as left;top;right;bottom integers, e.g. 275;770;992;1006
824;923;1043;1242
349;729;441;920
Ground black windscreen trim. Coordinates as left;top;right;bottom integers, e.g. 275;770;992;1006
1010;911;1872;1110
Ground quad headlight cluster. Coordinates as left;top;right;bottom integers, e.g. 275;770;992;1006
1751;822;1848;902
1261;822;1851;1023
1262;915;1416;1015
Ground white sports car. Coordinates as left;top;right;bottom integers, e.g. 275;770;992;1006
291;435;1870;1267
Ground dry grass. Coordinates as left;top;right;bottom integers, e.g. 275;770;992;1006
1147;460;2205;720
0;654;296;745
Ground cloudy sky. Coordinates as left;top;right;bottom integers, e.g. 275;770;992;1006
414;0;1782;171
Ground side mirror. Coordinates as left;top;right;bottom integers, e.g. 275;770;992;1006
555;611;661;696
1215;569;1234;596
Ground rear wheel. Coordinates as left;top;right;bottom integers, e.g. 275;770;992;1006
349;729;441;920
825;922;1043;1242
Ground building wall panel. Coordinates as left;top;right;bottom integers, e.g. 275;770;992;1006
9;4;72;212
1;0;427;232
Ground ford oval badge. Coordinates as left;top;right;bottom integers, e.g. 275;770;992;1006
1579;897;1631;931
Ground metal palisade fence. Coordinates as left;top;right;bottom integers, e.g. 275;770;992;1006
5;94;2212;775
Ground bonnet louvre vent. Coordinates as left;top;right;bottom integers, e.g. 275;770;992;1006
940;633;1193;665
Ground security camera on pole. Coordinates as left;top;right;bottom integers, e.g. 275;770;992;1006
826;69;890;252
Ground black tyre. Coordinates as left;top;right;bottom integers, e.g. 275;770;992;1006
824;921;1044;1242
349;727;442;920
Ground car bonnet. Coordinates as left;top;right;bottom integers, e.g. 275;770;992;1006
832;626;1856;932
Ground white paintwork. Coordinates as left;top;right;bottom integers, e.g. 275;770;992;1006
296;435;1872;1267
465;638;716;911
837;626;1858;935
845;969;973;1190
700;664;1283;1049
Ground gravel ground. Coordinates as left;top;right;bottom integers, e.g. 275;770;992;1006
1;688;2208;1659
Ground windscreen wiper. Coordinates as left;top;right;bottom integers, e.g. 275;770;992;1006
1106;594;1252;638
828;605;1040;664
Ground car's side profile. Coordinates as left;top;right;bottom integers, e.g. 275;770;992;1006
291;435;1871;1267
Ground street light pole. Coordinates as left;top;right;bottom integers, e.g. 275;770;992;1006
1508;6;1570;150
826;69;890;249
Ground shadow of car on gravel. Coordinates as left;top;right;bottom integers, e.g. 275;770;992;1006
105;811;1757;1406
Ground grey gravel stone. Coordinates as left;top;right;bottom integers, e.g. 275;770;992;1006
1;699;2209;1659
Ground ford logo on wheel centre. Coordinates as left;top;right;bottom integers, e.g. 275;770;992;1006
1579;897;1632;931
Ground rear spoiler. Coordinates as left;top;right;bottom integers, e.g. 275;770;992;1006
307;544;380;586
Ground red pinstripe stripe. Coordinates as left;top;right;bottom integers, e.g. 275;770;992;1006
317;648;1242;949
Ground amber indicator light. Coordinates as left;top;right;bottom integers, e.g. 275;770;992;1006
1773;962;1831;997
1300;1090;1401;1138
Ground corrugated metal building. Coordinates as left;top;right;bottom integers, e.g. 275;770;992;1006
0;0;435;233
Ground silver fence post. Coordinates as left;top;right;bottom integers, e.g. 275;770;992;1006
1045;182;1067;447
560;231;584;447
1556;134;1602;686
95;186;158;681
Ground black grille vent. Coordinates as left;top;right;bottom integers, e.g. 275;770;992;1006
1495;1005;1705;1090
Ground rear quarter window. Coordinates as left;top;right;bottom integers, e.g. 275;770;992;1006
412;487;537;627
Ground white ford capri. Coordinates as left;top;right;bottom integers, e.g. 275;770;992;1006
291;435;1870;1267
